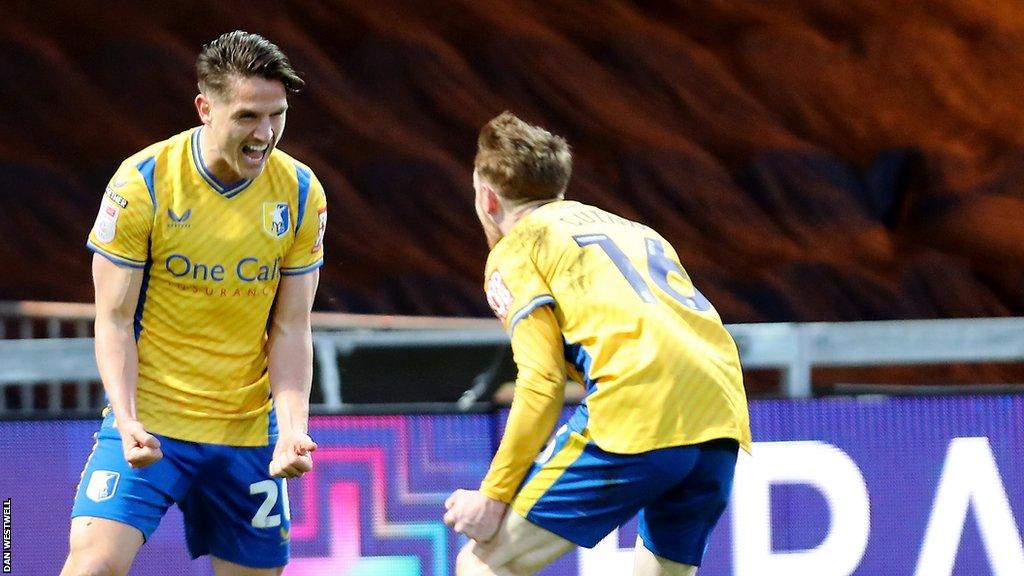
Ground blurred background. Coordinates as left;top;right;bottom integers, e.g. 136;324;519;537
4;0;1024;320
2;1;1024;575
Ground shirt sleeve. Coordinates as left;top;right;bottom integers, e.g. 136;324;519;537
479;305;566;503
86;159;156;268
281;164;327;275
484;239;555;336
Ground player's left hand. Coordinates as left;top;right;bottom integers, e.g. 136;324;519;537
443;489;508;542
270;432;317;478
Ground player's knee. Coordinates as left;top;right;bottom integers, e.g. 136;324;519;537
62;551;130;576
456;549;538;576
503;556;545;576
456;545;497;576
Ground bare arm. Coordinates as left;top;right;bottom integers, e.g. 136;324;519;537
92;254;161;467
267;270;320;477
93;254;143;423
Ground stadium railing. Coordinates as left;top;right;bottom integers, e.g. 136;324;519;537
2;301;1024;416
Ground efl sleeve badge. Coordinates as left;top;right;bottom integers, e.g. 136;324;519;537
93;201;120;244
486;270;514;323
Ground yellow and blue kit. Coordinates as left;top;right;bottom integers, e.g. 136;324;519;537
75;127;326;567
481;200;749;565
87;127;327;446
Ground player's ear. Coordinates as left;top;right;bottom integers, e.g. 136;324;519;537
482;184;501;216
195;93;212;124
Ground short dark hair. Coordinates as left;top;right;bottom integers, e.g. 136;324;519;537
196;30;304;96
475;112;572;204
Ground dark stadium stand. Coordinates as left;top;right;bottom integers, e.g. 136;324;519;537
1;1;1022;322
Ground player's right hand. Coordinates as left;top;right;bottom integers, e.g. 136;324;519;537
119;419;163;469
270;432;317;478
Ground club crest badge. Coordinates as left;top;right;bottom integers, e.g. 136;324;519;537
263;202;290;238
86;470;120;502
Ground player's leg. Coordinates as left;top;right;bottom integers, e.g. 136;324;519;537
210;556;283;576
183;442;290;572
632;535;697;576
635;438;739;576
456;426;670;575
61;517;143;576
455;510;575;575
63;414;186;576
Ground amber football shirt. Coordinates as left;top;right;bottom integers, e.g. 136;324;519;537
484;200;750;456
88;127;327;446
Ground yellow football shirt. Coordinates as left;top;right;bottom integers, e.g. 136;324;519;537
87;127;327;446
484;200;750;456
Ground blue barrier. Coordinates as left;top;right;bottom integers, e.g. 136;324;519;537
2;396;1022;575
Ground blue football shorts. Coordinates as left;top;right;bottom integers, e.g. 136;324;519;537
71;412;290;568
511;426;738;566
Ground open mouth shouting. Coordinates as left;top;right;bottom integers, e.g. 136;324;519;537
242;142;270;168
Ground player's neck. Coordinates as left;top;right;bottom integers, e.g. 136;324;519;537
501;198;558;235
197;127;245;185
